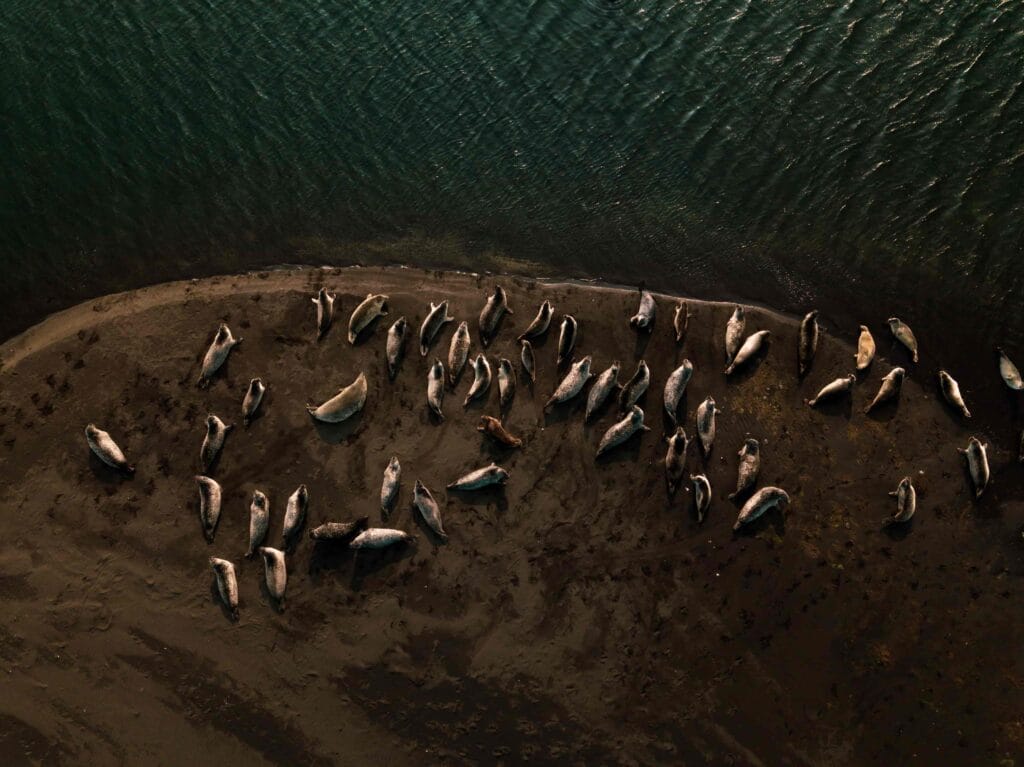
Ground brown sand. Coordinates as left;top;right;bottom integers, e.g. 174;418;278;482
1;266;1022;765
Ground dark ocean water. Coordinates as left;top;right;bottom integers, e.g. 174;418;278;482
2;0;1023;351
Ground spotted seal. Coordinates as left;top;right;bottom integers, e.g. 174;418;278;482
309;517;369;542
556;315;578;367
386;317;408;380
427;360;446;420
85;424;134;474
724;330;770;375
281;485;308;547
798;310;819;378
210;557;239;619
447;321;472;387
884;476;916;527
200;415;233;473
478;416;523;448
463;354;492;406
728;438;760;500
381;456;401;516
419;300;455;356
864;367;905;414
663;359;693;425
242;378;266;426
629;290;656;332
258;547;287;606
888;317;918;363
724;307;745;365
695;396;719;455
733;486;789;531
518;301;554;341
938;370;971;418
856;326;875;371
198;324;242;386
585;361;620;422
306;372;368;423
479;286;513;347
247;490;270;557
413;481;447;541
312;287;336;340
196;475;222;541
498;358;517;411
348;293;389;344
596;405;650;457
691;474;711;523
447;463;510;491
958;437;990;498
546;355;593;408
664;428;689;496
806;375;855;407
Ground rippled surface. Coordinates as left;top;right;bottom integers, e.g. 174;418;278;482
2;0;1023;346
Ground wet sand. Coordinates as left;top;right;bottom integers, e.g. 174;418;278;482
1;266;1023;764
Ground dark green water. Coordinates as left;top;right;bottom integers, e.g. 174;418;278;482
2;0;1023;349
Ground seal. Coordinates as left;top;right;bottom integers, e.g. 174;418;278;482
196;475;222;542
386;317;408;381
724;330;770;375
85;424;134;474
664;427;689;495
520;339;537;384
728;438;760;500
518;301;554;341
413;480;447;541
629;290;656;332
673;301;692;344
350;528;414;549
209;557;239;620
307;372;368;423
695;396;719;455
242;378;265;426
691;474;711;523
724;306;745;365
997;348;1023;390
498;358;517;411
888;317;919;363
381;456;401;516
663;359;693;425
309;517;369;542
281;485;308;548
447;321;472;387
798;310;819;378
348;293;389;344
864;367;905;414
247;490;270;557
805;374;855;407
618;360;650;412
733;486;789;531
884;476;916;527
312;287;336;340
585;361;621;421
198;323;242;386
856;326;875;371
427;360;446;420
200;414;233;473
958;437;990;498
447;463;510;491
463;354;492;407
258;547;287;606
478;415;523;448
479;286;513;347
938;370;971;418
596;405;650;457
546;355;593;408
556;315;578;367
420;300;455;356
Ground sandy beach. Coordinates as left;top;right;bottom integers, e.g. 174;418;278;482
1;266;1022;764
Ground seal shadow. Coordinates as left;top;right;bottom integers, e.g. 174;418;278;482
725;344;771;384
809;395;853;420
480;437;523;463
446;485;510;514
308;541;357;580
88;451;133;484
595;431;647;466
209;578;238;623
412;511;449;547
882;519;914;541
543;397;585;427
863;396;901;423
350;313;387;345
311;410;365;444
632;330;653;360
732;509;787;538
662;398;687;435
350;542;417;591
258;577;286;615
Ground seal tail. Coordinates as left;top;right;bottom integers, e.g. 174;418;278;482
306;405;317;417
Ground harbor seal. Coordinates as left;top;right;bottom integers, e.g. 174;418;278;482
618;360;650;412
413;481;447;541
696;396;719;455
350;528;414;549
691;474;711;523
258;547;287;606
478;416;523;448
798;310;819;378
210;557;239;620
806;374;855;407
447;321;472;386
498;358;517;411
419;300;455;356
348;293;389;344
381;456;401;516
724;306;745;365
596;405;650;457
585;361;621;422
281;485;308;547
938;370;971;418
864;367;905;414
888;317;919;363
463;354;492;407
733;486;789;531
556;315;578;367
997;348;1023;390
479;286;513;347
629;290;656;332
884;476;916;527
664;428;689;495
518;301;553;341
673;301;691;344
447;463;510;491
200;415;233;473
856;326;876;371
312;287;336;340
309;517;369;542
546;355;593;408
198;323;242;386
242;378;265;426
247;490;270;557
196;475;222;542
663;359;693;425
520;339;537;384
427;360;446;420
386;317;408;381
307;372;368;423
958;437;990;498
85;424;134;474
724;330;771;375
728;438;760;500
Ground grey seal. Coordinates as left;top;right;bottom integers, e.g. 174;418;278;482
281;485;308;547
663;360;693;425
518;301;553;341
413;480;447;541
198;323;242;386
724;307;745;365
85;424;134;474
596;405;650;457
734;486;789;531
664;428;689;495
247;490;270;557
258;547;287;605
618;360;650;412
447;321;472;386
674;301;692;344
728;438;760;500
386;317;408;381
210;557;239;620
856;326;875;371
998;348;1023;390
725;330;771;375
478;415;523;448
420;300;455;356
546;355;593;408
479;286;513;347
629;290;656;332
556;315;578;367
691;474;711;523
585;361;621;421
350;528;414;549
958;437;990;498
196;475;222;542
884;476;916;527
381;456;401;516
447;463;510;491
200;414;233;473
806;374;855;407
498;358;517;411
307;372;368;423
309;517;369;542
938;370;971;418
888;317;918;363
242;378;265;426
348;293;389;344
312;287;336;340
798;310;819;378
864;367;905;414
520;339;537;384
696;396;719;455
463;354;492;407
427;360;446;420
